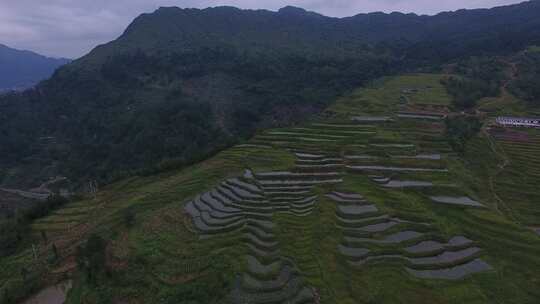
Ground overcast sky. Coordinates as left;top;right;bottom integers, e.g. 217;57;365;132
0;0;523;59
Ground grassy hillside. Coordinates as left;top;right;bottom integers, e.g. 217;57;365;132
3;74;539;304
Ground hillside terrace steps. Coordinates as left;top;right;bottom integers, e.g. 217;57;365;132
246;243;281;259
184;105;498;296
295;163;344;170
336;205;380;218
406;259;493;280
266;131;348;139
200;211;244;226
405;236;474;254
344;231;424;245
327;190;492;280
241;265;296;292
347;165;448;173
295;158;343;164
227;178;264;194
262;185;313;192
254;166;344;183
185;173;317;303
198;193;242;213
382;180;434;188
396;111;446;120
338;245;371;260
244;233;280;251
294;152;344;167
190;215;246;234
221;182;263;200
309;122;377;129
368;176;435;188
257;179;343;186
291;127;376;136
351;116;392;123
392;154;442;160
344;155;377;160
348;220;400;233
264;190;312;196
336;214;391;227
325;192;366;204
429;196;485;208
255;171;342;178
245;224;276;242
353;247;483;267
209;191;272;213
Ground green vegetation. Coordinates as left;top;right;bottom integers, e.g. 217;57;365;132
2;3;540;303
526;45;540;53
328;74;452;116
0;194;69;257
3;1;540;189
445;116;482;153
76;234;107;284
443;76;497;109
3;74;540;304
490;128;540;226
510;50;540;106
442;57;505;109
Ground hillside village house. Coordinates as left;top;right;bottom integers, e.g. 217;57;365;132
496;116;540;128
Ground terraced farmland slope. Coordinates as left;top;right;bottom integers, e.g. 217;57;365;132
2;74;540;304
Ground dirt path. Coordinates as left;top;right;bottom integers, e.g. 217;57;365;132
480;57;523;222
483;129;517;222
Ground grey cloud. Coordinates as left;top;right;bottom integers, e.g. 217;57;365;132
0;0;523;58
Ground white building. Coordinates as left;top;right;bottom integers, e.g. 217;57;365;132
496;116;540;128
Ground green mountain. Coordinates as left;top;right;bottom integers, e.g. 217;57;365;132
2;2;540;189
0;44;69;91
2;4;540;302
2;73;539;304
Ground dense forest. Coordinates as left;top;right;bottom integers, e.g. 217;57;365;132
2;2;540;188
510;47;540;105
442;57;506;109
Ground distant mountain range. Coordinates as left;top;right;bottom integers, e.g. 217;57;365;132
0;44;69;91
1;1;540;187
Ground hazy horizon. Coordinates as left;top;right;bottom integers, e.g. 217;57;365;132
0;0;525;59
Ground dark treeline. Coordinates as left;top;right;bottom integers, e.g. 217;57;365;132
442;57;506;109
0;46;397;186
0;194;69;257
510;48;540;105
445;115;483;154
2;2;540;188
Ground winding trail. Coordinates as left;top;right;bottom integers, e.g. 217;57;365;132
482;129;517;222
481;58;522;222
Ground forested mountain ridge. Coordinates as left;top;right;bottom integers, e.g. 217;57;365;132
2;1;540;189
3;3;540;303
0;44;69;91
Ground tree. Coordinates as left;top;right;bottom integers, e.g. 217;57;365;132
445;116;483;154
76;234;107;284
123;208;135;228
20;267;28;282
52;243;59;261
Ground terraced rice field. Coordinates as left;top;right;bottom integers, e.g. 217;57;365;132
4;74;540;304
180;75;540;303
490;128;540;227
